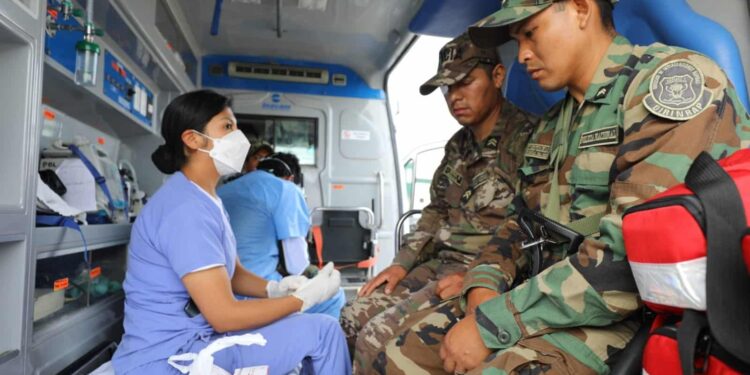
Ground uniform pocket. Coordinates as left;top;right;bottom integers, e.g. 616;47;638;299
461;170;516;213
568;147;616;218
519;164;551;210
461;176;495;211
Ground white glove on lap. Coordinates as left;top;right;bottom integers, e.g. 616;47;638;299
292;262;341;312
266;275;309;298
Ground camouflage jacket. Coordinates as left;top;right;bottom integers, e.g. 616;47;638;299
463;36;750;351
393;100;538;270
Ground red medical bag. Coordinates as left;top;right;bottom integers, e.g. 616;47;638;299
623;151;750;375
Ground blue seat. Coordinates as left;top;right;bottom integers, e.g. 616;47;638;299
506;0;749;115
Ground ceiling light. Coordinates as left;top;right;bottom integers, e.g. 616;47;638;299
298;0;327;11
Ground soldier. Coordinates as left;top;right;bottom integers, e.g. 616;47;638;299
341;33;538;371
370;0;750;374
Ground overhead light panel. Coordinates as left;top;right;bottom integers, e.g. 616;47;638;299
298;0;327;11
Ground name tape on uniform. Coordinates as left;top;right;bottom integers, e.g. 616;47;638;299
578;126;620;149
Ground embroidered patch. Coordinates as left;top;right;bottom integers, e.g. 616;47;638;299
471;171;490;186
525;143;551;160
436;175;449;190
485;137;499;148
460;189;474;205
578;126;620;149
643;59;713;121
442;164;463;185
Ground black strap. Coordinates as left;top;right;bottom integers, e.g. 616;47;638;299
276;239;290;277
677;310;708;375
684;151;750;361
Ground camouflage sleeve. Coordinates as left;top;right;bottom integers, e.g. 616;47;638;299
392;136;461;271
474;52;750;350
458;206;525;310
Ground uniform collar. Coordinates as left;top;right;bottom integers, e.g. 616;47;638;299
583;35;634;105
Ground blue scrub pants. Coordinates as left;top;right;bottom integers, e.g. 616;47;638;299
133;313;351;374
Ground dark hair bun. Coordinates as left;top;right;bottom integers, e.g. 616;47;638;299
152;144;179;174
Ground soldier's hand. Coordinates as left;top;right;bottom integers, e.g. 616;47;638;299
440;313;491;373
358;264;408;297
465;287;499;315
435;272;465;300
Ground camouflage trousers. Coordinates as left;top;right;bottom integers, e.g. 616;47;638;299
340;258;467;368
360;296;639;375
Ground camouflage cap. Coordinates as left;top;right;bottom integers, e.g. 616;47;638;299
468;0;619;48
419;32;501;95
249;139;274;156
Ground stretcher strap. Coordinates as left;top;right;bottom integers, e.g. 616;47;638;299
311;225;324;269
356;257;377;269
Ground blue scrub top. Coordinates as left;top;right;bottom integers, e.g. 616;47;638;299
217;170;310;280
112;172;237;374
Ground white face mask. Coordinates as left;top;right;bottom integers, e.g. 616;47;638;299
194;130;251;176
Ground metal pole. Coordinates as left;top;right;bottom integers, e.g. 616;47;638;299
276;0;282;38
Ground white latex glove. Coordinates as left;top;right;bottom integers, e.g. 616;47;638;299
292;263;341;312
266;275;309;298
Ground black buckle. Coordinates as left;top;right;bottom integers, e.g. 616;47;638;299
695;333;713;374
517;208;584;277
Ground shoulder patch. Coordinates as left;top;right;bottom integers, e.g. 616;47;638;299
643;59;713;121
525;143;550;160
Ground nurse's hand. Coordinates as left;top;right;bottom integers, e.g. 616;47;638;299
266;275;309;298
291;262;341;311
358;264;407;297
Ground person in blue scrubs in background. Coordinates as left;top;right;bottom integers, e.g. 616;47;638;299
112;89;351;375
218;152;347;318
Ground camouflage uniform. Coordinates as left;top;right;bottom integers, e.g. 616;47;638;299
342;33;539;370
370;3;750;373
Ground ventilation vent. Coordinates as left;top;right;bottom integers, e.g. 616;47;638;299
228;62;329;84
331;73;347;86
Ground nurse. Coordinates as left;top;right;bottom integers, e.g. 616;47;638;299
111;90;351;374
218;152;346;318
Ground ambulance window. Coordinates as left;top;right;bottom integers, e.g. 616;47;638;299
155;0;199;84
408;146;444;210
237;114;318;166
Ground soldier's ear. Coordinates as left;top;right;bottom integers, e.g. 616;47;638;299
570;0;593;29
492;64;506;90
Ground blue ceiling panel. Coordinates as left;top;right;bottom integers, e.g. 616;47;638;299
409;0;500;38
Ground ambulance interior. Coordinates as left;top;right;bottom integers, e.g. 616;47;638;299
0;0;748;373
